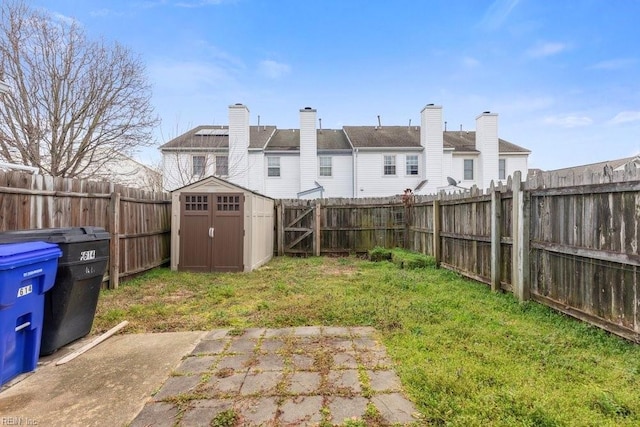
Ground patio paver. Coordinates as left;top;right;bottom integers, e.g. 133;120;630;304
131;327;421;425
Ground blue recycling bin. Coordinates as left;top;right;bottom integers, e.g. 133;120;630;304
0;241;61;386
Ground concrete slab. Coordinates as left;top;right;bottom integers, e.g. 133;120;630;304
293;326;322;336
371;393;417;424
153;374;201;401
292;354;315;371
236;396;279;426
206;372;246;395
322;326;351;337
240;371;282;395
129;401;179;427
368;369;402;392
260;338;285;353
179;399;233;426
327;369;361;394
0;331;205;427
288;371;321;394
227;338;259;354
279;395;324;425
329;396;369;424
193;339;228;354
251;353;285;371
175;355;217;374
333;352;359;369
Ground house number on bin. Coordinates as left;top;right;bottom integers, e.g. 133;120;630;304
17;284;33;297
80;250;96;261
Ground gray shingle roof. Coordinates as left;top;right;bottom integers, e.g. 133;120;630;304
159;125;529;154
343;126;421;148
159;125;276;150
443;131;530;153
265;129;351;151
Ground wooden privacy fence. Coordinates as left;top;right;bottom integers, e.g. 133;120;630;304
275;197;406;256
0;170;171;289
276;166;640;342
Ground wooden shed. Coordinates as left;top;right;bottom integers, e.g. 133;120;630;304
170;176;274;272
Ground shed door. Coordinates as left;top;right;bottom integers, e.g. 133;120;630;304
179;193;244;272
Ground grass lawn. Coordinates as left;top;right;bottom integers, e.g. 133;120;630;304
94;253;640;426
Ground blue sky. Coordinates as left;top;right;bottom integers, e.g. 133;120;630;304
35;0;640;170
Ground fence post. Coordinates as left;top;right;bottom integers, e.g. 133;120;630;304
276;201;284;256
490;186;502;292
109;192;120;290
511;172;529;301
314;200;321;256
433;198;441;267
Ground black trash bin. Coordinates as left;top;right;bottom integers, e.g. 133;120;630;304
0;227;110;355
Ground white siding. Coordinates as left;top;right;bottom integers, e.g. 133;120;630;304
442;151;453;186
163;151;229;191
316;154;353;197
248;151;265;194
299;108;318;193
355;151;423;198
264;154;300;199
421;105;444;193
498;154;529;184
452;153;480;188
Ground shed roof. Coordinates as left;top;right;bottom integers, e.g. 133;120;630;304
170;174;274;200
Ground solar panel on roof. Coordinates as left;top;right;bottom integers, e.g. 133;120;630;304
195;128;229;136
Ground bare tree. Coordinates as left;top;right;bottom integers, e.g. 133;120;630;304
0;1;158;178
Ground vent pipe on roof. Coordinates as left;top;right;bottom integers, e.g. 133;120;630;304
377;115;381;127
445;121;447;131
319;118;322;132
257;114;260;128
460;124;463;132
408;119;411;129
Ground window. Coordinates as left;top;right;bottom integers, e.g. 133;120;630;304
216;156;228;176
192;155;205;177
499;159;506;180
406;155;418;175
319;156;332;177
464;159;474;180
267;157;280;177
217;195;240;211
384;155;396;176
184;195;208;211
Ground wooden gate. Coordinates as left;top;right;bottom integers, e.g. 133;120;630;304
277;202;321;256
179;193;244;272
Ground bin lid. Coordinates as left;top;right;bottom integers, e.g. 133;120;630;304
0;241;62;270
0;227;110;244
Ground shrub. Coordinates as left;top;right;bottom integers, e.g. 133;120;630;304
391;248;436;269
368;246;392;262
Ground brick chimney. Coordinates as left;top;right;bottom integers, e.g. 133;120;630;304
299;107;318;194
476;111;499;190
228;103;250;187
421;104;443;193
